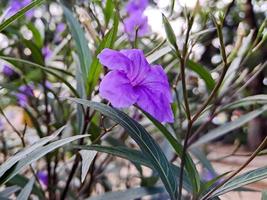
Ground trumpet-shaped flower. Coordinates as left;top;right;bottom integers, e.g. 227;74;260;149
98;48;174;123
125;0;148;14
124;11;150;41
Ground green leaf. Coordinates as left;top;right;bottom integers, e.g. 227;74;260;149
75;145;152;168
147;46;172;64
63;5;92;92
73;145;192;192
187;60;215;92
0;126;65;178
0;56;78;97
86;187;165;200
27;23;43;48
79;150;97;183
0;0;45;32
104;0;114;26
190;106;267;148
1;133;88;184
162;14;178;52
211;166;267;197
220;95;267;111
68;99;179;200
190;148;216;176
7;175;43;199
17;177;35;200
22;40;44;65
0;186;20;198
141;109;201;194
88;14;119;93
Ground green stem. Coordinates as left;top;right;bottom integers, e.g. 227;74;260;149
177;15;194;200
191;20;228;124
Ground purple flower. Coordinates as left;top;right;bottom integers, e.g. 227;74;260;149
42;46;52;61
55;23;66;42
2;65;16;77
124;11;150;41
125;0;149;14
45;81;52;89
202;169;215;182
0;118;4;132
16;84;34;107
98;48;174;123
37;171;48;186
19;84;34;97
16;93;29;107
6;0;33;19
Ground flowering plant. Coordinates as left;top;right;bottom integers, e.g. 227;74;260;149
0;0;266;200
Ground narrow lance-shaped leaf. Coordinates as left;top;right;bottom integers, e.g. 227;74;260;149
88;14;119;93
162;14;178;53
68;98;179;200
0;126;65;178
17;177;35;200
104;0;114;26
220;95;267;111
74;144;192;192
86;187;165;200
1;134;88;184
187;60;215;92
0;186;20;199
0;0;45;32
79;150;97;183
141;109;201;194
63;5;92;93
211;166;267;197
190;106;267;148
0;56;78;97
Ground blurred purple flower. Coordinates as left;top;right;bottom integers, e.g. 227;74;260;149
37;171;48;186
2;65;16;77
42;46;52;61
6;0;33;19
124;11;150;41
202;169;223;186
98;48;174;123
0;118;4;132
45;81;52;89
125;0;148;14
15;93;28;107
19;84;34;97
16;84;34;107
55;23;66;42
202;169;215;182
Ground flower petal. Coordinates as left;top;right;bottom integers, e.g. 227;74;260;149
97;48;132;72
120;49;150;85
99;71;138;108
123;12;150;41
135;86;174;123
125;0;148;14
134;64;173;122
140;65;172;102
